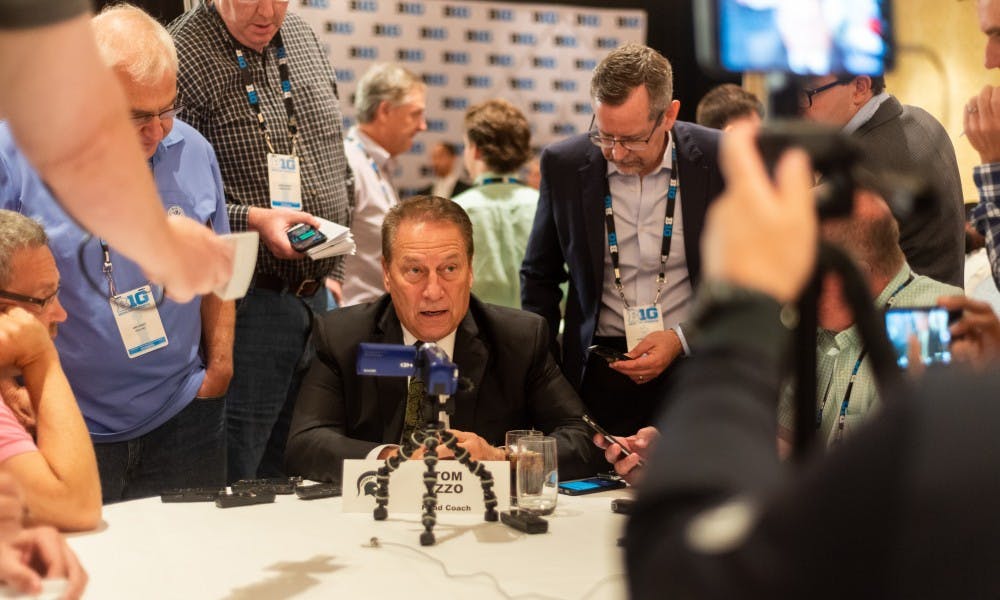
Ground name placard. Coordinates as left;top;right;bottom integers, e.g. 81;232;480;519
342;459;510;514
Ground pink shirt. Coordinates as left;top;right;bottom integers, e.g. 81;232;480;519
0;392;37;463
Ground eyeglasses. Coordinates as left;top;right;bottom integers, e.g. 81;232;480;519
588;110;665;152
130;106;183;127
0;287;60;310
798;79;852;109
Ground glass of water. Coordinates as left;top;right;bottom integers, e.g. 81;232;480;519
516;436;558;515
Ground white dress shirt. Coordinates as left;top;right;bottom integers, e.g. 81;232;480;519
342;126;399;306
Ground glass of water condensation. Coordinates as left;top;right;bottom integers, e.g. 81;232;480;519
517;436;558;515
505;429;541;505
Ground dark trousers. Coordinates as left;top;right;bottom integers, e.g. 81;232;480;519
580;336;679;437
95;396;225;503
225;288;326;483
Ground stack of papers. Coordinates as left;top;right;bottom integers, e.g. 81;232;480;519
306;217;356;260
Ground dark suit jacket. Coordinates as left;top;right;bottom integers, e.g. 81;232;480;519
626;293;1000;600
520;123;725;388
285;294;596;482
853;96;965;287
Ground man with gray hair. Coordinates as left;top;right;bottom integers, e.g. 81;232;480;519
0;4;233;502
341;62;427;306
0;210;100;531
521;43;725;437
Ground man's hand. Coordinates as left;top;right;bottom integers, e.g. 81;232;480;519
145;215;234;304
247;207;321;260
0;526;87;599
941;295;1000;369
965;86;1000;164
196;363;233;399
0;309;57;373
593;427;658;486
0;378;35;437
610;330;683;384
702;123;817;303
448;430;506;461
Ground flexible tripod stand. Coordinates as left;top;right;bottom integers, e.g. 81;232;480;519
372;394;499;546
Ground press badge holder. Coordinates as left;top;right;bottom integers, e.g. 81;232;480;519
624;304;664;351
110;285;169;359
268;153;302;210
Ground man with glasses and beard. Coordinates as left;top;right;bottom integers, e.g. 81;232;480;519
0;5;232;503
521;43;725;438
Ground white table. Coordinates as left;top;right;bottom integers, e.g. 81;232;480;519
66;490;630;599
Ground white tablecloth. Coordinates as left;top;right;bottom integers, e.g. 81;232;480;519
66;490;631;599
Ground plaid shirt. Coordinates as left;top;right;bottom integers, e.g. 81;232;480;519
169;4;352;282
973;163;1000;290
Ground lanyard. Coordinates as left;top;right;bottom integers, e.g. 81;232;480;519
234;31;298;156
480;176;522;186
818;274;915;443
603;145;678;309
347;135;396;206
99;239;118;298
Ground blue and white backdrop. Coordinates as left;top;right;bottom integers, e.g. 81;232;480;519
293;0;648;194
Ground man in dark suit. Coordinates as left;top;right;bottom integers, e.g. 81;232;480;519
521;43;724;436
285;195;595;483
800;74;965;287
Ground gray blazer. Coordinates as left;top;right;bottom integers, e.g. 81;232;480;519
853;96;965;287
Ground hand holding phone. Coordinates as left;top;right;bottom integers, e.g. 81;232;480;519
582;415;646;469
587;345;633;364
286;223;328;253
884;306;957;368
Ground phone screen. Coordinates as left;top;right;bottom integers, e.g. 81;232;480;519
558;477;626;495
714;0;892;75
884;307;953;368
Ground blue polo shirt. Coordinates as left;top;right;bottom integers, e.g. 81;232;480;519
0;120;230;442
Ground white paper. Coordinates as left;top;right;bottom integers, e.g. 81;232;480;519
213;232;259;300
342;459;510;514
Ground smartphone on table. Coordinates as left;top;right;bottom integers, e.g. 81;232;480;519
884;306;958;368
558;476;627;496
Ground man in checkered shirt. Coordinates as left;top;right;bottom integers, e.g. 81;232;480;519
967;0;1000;292
169;0;352;482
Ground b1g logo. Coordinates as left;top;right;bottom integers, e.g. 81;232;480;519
636;306;659;320
397;1;423;15
124;289;151;309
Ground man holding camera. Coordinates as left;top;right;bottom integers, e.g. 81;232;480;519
285;196;595;483
800;74;965;288
625;120;1000;600
521;43;725;437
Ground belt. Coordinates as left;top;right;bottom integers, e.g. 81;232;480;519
252;273;322;298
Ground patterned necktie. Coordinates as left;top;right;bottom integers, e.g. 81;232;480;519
400;342;425;445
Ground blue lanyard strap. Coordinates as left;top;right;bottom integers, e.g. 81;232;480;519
234;31;298;156
819;274;915;443
603;144;678;309
480;176;522;186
